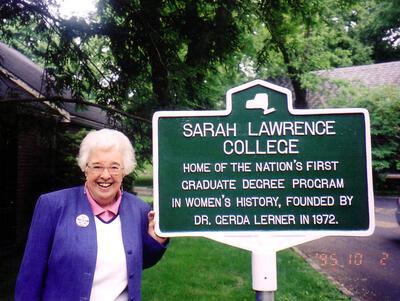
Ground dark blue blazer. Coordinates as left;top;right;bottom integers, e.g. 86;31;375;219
15;186;167;301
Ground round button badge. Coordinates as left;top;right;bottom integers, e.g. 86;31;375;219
76;214;90;227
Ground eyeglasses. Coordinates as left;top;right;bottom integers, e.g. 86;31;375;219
86;164;124;175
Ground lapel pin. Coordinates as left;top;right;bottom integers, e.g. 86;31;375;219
76;214;90;227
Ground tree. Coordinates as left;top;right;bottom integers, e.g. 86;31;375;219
256;0;373;108
0;0;255;163
347;0;400;62
2;0;394;163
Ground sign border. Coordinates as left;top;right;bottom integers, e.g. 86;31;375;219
152;79;375;240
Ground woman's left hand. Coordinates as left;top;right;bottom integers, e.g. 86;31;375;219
147;211;168;245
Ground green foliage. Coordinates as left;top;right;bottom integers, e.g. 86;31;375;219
324;84;400;184
350;0;400;62
1;0;399;166
256;0;373;108
0;0;257;163
134;163;153;187
53;128;89;189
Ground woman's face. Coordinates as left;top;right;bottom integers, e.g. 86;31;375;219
85;147;124;206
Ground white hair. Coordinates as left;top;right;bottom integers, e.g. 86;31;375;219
77;128;136;175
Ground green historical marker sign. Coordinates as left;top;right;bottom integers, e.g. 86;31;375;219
153;80;374;237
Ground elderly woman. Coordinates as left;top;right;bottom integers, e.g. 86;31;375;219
15;129;167;301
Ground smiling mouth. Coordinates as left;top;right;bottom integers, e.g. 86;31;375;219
97;182;113;188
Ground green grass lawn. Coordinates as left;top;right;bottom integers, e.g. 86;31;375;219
142;237;350;301
1;234;350;300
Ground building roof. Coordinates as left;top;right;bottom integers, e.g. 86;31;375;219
311;61;400;107
0;41;108;129
267;61;400;108
316;61;400;87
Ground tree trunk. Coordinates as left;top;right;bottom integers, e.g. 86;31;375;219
290;76;308;109
140;0;172;109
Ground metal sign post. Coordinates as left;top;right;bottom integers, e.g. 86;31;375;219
252;250;276;300
152;80;375;298
256;291;274;301
207;233;324;300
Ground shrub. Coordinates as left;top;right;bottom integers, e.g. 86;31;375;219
324;84;400;191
